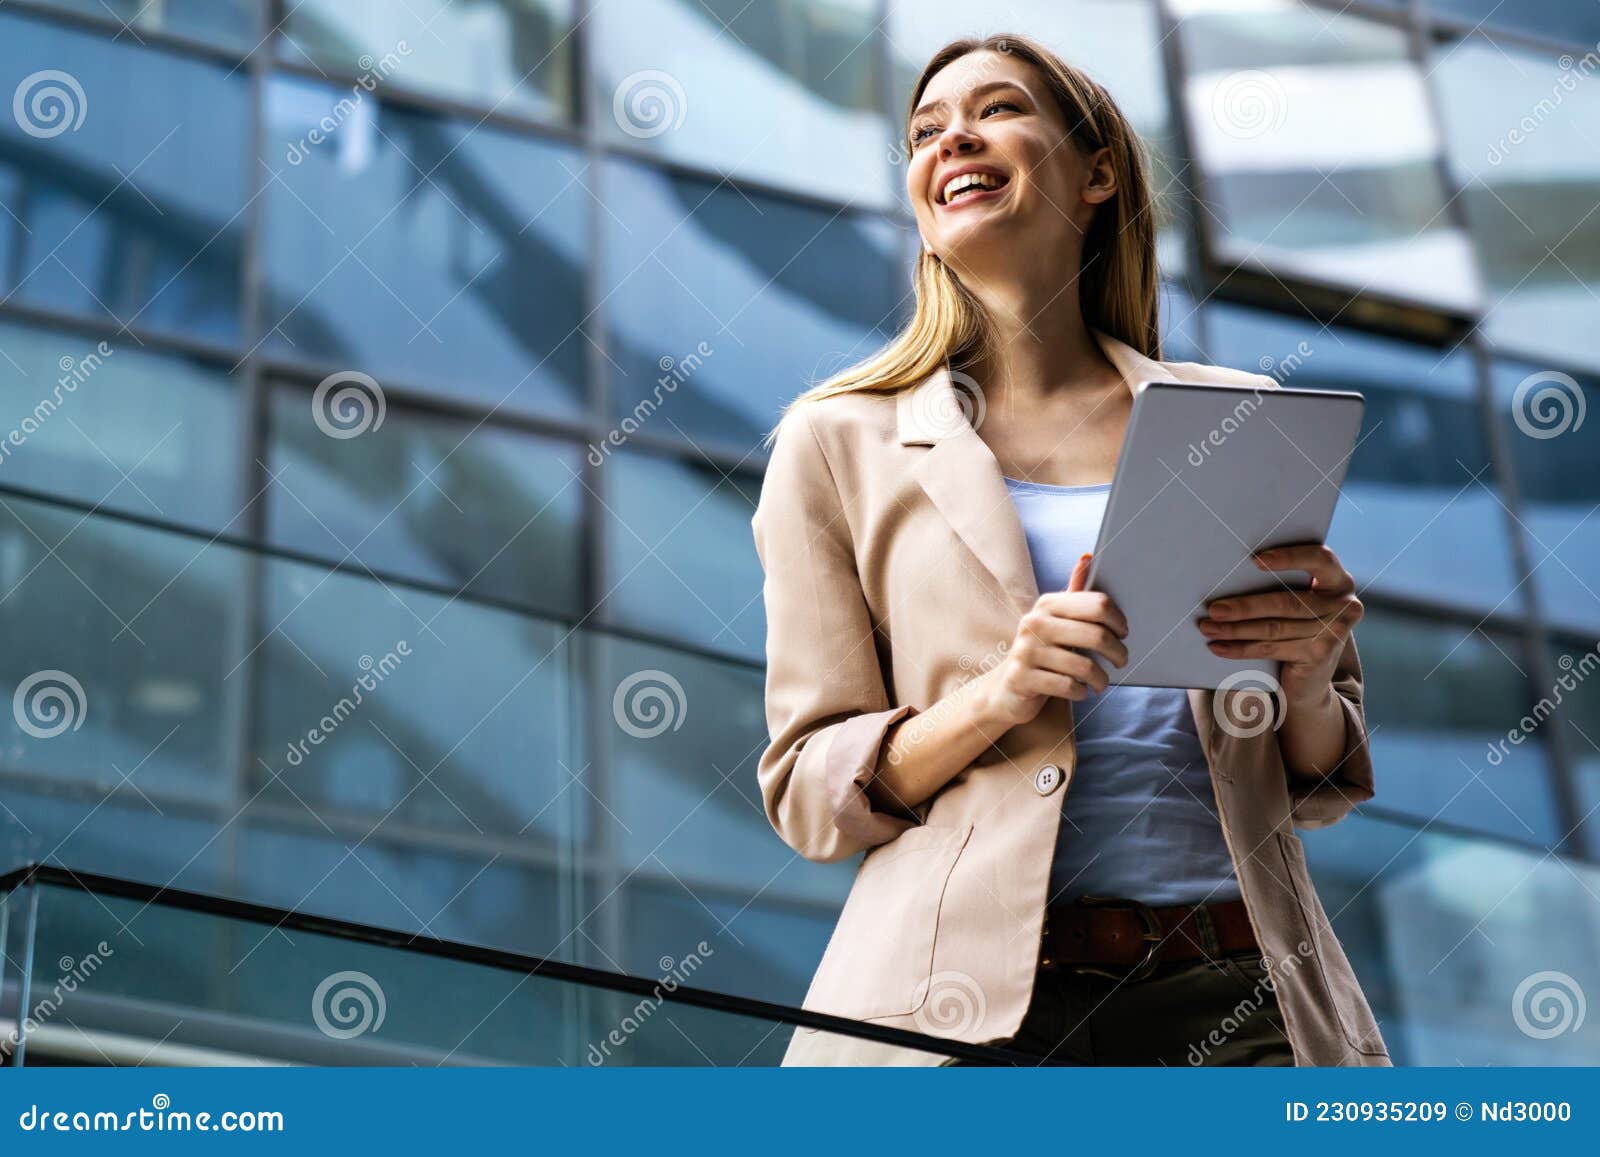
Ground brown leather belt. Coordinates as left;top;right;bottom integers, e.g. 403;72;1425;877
1040;896;1258;982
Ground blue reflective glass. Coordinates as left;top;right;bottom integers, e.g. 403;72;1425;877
597;634;854;907
262;76;588;418
0;495;242;806
1359;607;1559;845
1207;304;1521;616
1429;1;1600;44
601;450;764;660
618;877;839;1010
250;557;582;845
0;10;249;341
266;382;584;618
590;0;891;208
0;319;240;532
29;0;259;46
1492;360;1600;635
1175;0;1480;310
1304;813;1600;1065
279;0;576;123
601;158;902;451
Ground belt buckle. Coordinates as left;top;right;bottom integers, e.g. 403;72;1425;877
1069;895;1164;982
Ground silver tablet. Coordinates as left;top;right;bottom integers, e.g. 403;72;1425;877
1084;379;1365;690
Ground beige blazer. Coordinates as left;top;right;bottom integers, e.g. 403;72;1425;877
751;328;1390;1067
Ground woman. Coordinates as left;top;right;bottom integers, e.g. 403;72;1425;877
751;35;1387;1067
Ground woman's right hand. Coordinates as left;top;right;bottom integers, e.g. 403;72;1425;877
981;553;1130;728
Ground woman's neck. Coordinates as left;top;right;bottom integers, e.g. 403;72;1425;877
963;277;1117;407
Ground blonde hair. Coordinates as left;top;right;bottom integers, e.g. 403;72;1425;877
767;34;1162;442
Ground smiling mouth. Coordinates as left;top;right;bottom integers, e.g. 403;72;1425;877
938;172;1010;206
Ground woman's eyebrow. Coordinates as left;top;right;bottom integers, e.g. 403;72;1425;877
911;79;1029;123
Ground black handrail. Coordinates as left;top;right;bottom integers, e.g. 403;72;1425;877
0;863;1055;1066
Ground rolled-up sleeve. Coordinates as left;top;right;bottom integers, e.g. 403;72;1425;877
751;405;920;863
1287;633;1376;829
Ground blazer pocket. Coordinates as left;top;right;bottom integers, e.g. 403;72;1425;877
800;822;973;1026
1275;832;1388;1057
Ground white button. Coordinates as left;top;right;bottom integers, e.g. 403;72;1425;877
1034;763;1063;796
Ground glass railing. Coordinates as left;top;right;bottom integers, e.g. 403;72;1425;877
0;864;1045;1067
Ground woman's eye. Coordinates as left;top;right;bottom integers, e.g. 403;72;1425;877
983;100;1019;117
910;125;936;145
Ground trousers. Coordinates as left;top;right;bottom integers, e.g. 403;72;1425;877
949;948;1295;1066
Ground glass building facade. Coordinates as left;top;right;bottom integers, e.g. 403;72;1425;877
0;0;1596;1064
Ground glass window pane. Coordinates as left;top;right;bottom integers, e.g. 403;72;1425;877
1428;1;1600;45
1432;37;1600;372
1550;638;1600;859
1492;360;1600;635
0;10;249;342
266;382;584;618
598;635;855;907
601;158;902;451
250;557;582;845
1207;304;1521;615
1173;0;1482;310
590;0;893;208
23;0;259;48
602;450;764;659
278;0;576;123
1360;608;1560;844
262;76;588;418
887;0;1187;275
0;319;239;532
0;495;243;805
1304;814;1600;1065
619;878;840;1010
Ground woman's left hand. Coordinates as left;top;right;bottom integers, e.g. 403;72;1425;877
1196;543;1363;708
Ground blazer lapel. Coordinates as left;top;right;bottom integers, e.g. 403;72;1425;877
896;328;1174;619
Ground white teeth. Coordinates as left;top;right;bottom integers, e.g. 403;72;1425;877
941;171;1005;203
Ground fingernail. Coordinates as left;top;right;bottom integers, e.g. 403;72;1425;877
1209;602;1232;618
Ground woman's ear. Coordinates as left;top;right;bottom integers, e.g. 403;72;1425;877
1081;145;1118;205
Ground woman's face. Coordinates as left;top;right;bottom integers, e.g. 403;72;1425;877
906;50;1113;277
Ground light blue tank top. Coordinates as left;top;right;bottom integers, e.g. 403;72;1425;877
1002;476;1241;907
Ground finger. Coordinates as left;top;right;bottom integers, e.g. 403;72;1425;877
1028;617;1129;667
1207;589;1351;622
1067;552;1092;594
1252;544;1353;593
1197;616;1335;643
1037;589;1129;638
1027;644;1111;693
1204;638;1334;662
